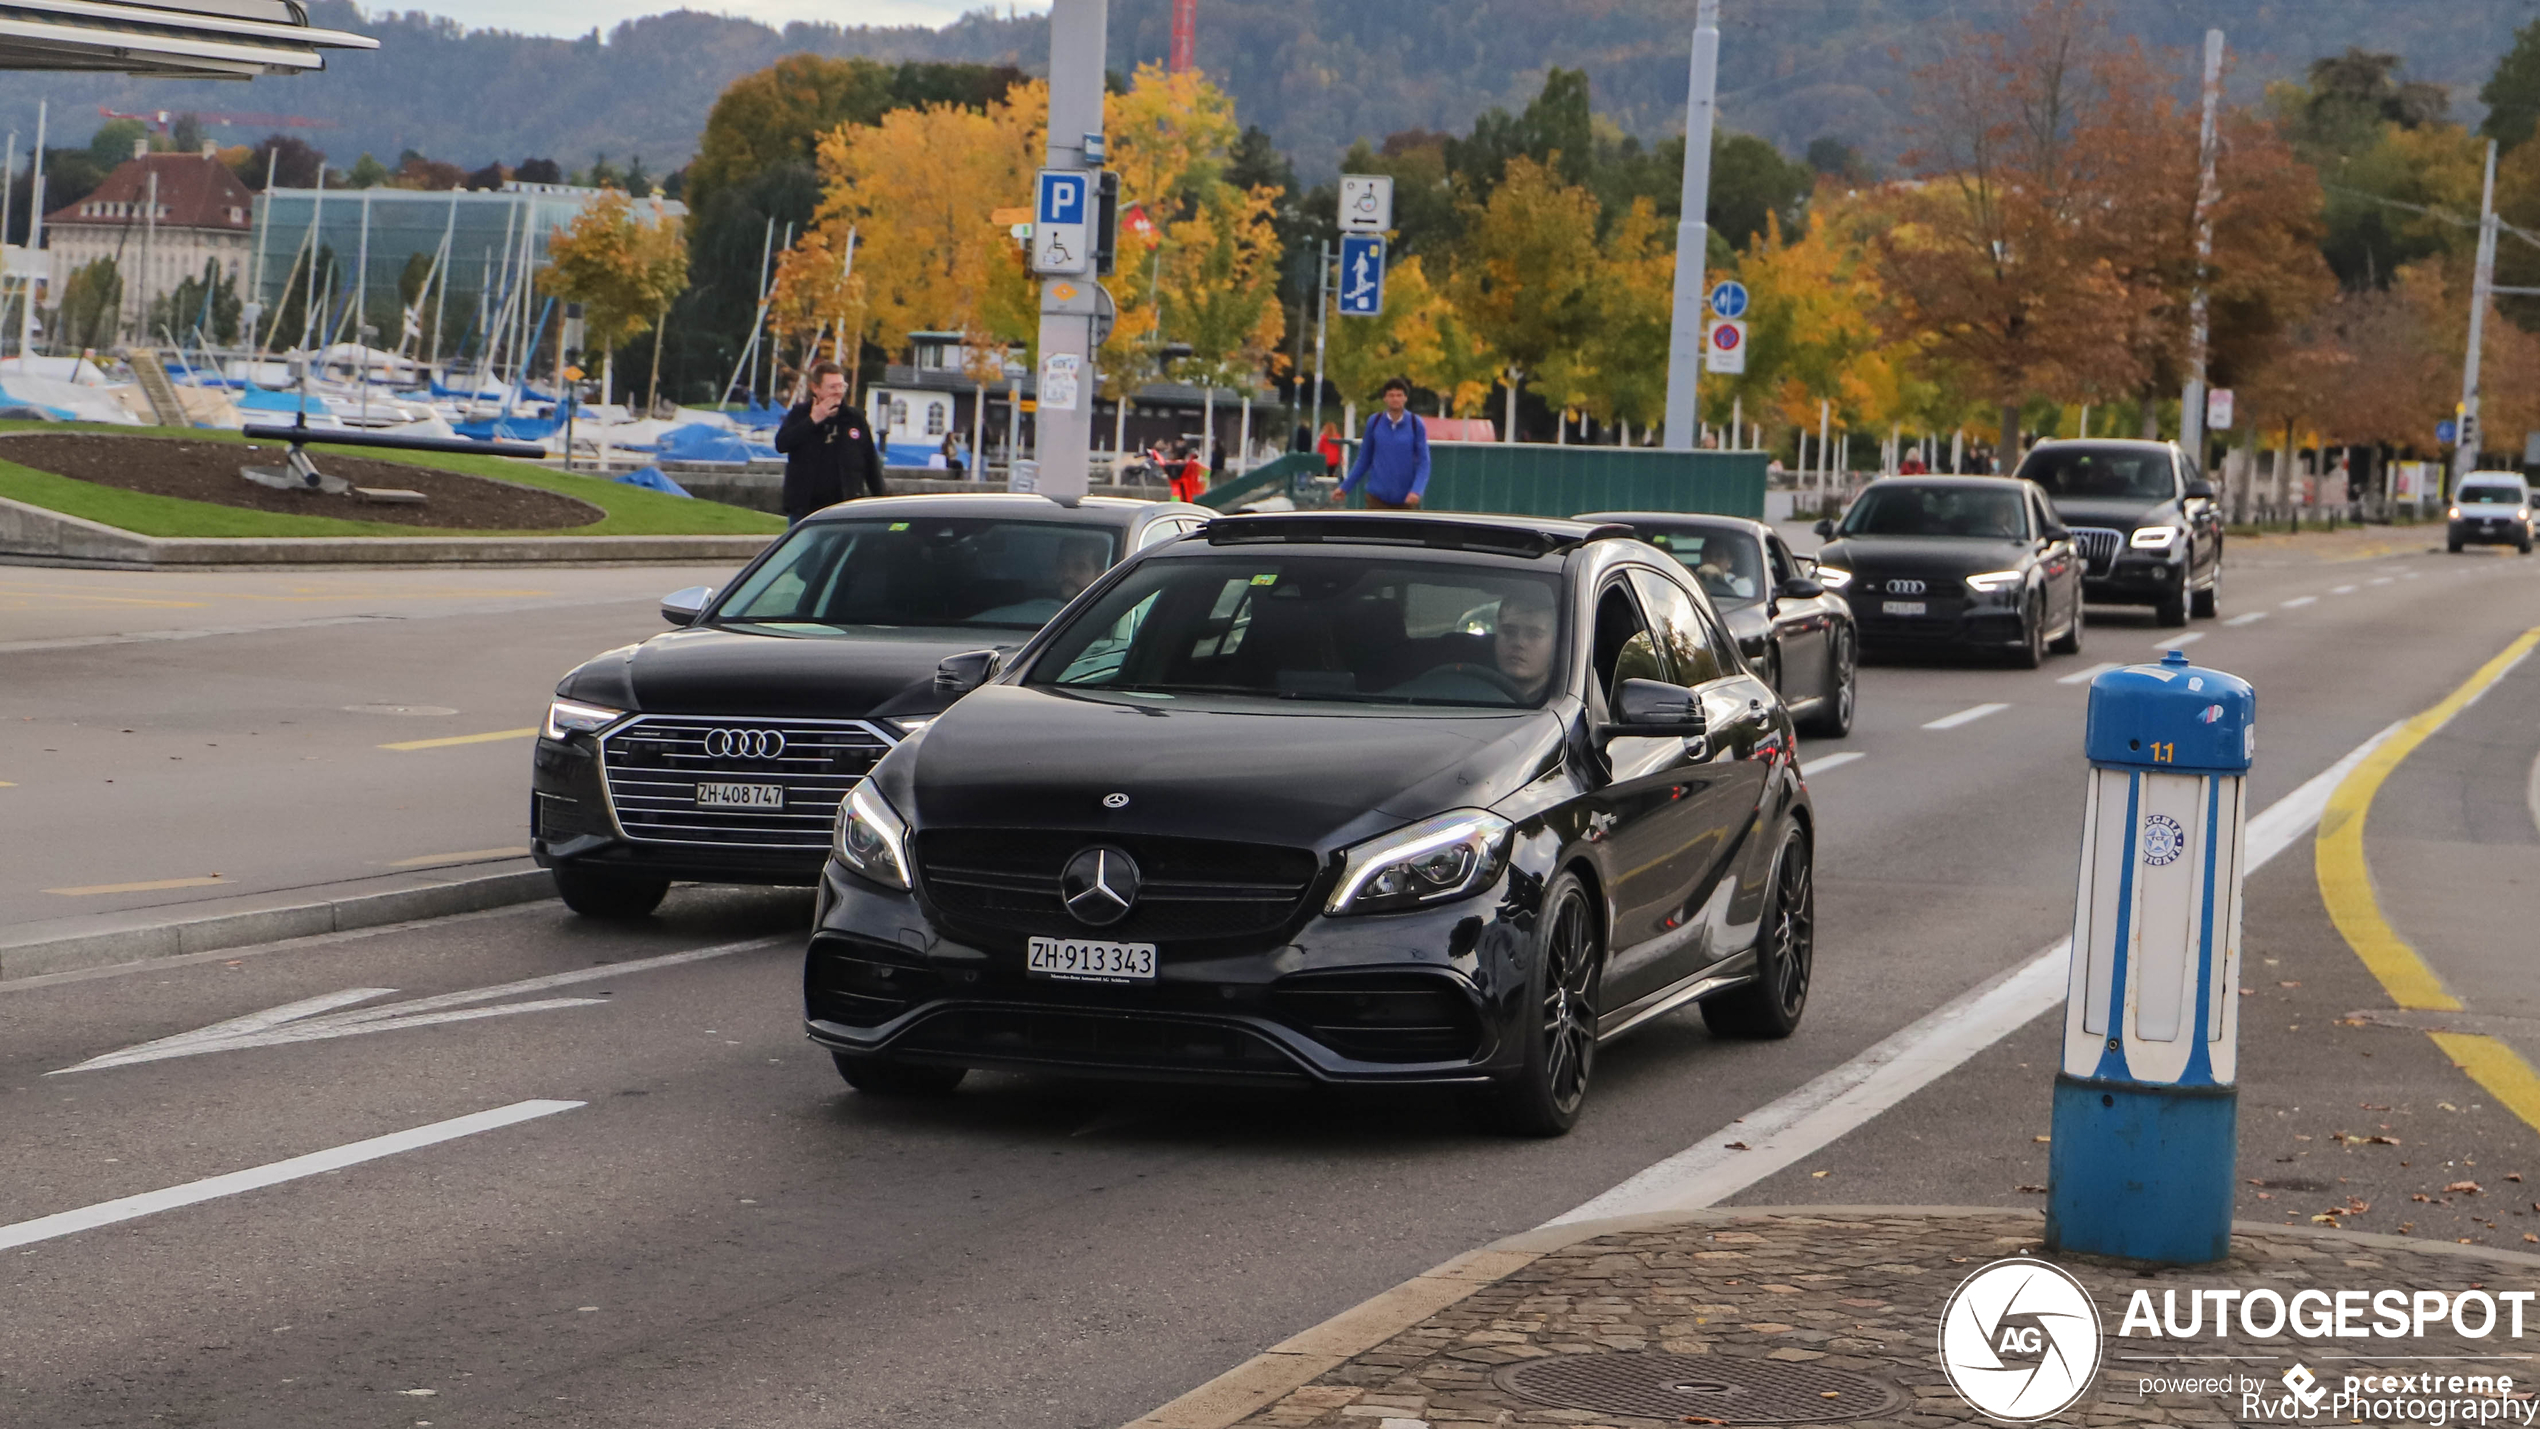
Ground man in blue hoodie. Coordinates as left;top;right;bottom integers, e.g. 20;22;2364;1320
1341;375;1431;510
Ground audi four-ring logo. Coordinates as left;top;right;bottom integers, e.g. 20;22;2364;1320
1886;579;1927;595
701;727;787;759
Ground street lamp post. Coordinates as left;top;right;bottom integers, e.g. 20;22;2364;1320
1660;0;1720;451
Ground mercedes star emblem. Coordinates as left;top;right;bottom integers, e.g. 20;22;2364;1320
1103;792;1130;809
1061;846;1140;927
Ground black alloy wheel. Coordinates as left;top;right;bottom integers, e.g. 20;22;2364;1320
2050;598;2084;655
552;865;670;919
832;1052;967;1096
1701;827;1814;1039
2191;565;2220;619
1801;626;1855;737
2010;594;2046;669
1489;870;1602;1137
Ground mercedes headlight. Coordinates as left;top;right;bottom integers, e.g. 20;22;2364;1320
1964;570;2024;594
833;781;913;890
543;698;622;740
2129;525;2181;550
1814;565;1854;591
2448;506;2463;520
1325;810;1513;916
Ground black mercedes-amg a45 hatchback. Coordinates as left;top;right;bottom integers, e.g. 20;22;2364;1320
803;511;1817;1135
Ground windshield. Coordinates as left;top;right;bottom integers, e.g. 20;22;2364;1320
1027;553;1567;708
1639;527;1766;606
1840;485;2031;540
712;518;1117;632
2459;486;2525;504
2018;448;2176;501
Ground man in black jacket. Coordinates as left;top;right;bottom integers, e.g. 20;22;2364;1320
775;362;887;523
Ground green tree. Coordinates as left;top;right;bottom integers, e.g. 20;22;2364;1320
1447;68;1593;199
1446;155;1600;440
88;119;146;169
345;152;392;189
2482;19;2540;151
151;260;242;345
541;190;691;403
56;257;121;353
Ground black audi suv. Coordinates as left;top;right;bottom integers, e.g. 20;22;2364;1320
531;493;1212;917
803;511;1817;1135
1813;476;2084;666
1580;512;1856;737
2012;438;2223;625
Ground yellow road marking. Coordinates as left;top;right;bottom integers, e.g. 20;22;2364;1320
384;846;532;867
0;780;14;787
2314;627;2540;1011
379;727;538;752
2430;1033;2540;1131
47;875;226;896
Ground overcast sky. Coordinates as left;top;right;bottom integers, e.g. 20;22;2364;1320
417;0;1046;38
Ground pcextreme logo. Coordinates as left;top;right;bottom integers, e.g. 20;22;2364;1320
1937;1258;2104;1422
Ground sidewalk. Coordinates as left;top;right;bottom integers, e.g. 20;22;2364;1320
1130;1207;2540;1429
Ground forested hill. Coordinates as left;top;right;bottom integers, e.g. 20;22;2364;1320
0;0;2521;175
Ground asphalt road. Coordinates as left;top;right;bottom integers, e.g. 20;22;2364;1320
3;530;2535;1428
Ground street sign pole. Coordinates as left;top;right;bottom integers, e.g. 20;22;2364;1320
1661;0;1721;451
2458;138;2500;492
2179;29;2223;461
1031;0;1107;499
1309;239;1330;461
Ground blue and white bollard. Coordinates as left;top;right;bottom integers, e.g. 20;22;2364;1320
2046;648;2255;1265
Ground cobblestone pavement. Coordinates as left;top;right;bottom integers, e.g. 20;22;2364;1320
1228;1210;2540;1429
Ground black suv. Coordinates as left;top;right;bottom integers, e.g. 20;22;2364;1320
2012;439;2223;626
531;493;1212;917
803;511;1817;1135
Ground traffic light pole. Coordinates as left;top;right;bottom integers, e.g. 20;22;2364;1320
1660;0;1719;451
1032;0;1107;500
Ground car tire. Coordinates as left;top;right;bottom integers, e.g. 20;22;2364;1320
552;865;670;919
2449;537;2465;553
2155;591;2189;627
2010;596;2046;669
1801;627;1855;738
1485;869;1602;1138
2049;601;2084;656
2191;569;2219;619
1701;826;1814;1040
832;1052;967;1096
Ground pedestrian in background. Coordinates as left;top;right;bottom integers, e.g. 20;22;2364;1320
1317;422;1344;476
1341;375;1431;511
939;431;967;479
776;361;887;523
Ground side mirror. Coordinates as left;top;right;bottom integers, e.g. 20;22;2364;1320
1813;518;1837;540
2185;479;2216;500
1602;677;1707;739
935;648;1003;696
1777;575;1826;600
2041;523;2070;541
660;585;714;626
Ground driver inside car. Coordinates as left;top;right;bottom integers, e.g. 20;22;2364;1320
971;534;1112;624
1493;583;1558;703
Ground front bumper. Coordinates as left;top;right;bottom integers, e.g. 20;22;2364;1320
802;860;1539;1087
2451;518;2529;546
2082;552;2186;606
530;731;830;886
1847;591;2027;650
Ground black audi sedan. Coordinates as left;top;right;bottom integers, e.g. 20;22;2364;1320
2011;438;2223;625
804;511;1817;1136
1579;512;1855;737
1812;476;2083;666
531;493;1213;918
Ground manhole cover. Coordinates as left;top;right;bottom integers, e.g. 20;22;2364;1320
1493;1352;1902;1424
342;704;458;716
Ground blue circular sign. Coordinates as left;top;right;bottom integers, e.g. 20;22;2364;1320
1708;281;1750;319
2437;419;2459;445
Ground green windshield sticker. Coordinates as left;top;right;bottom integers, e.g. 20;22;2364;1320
1250;572;1278;586
888;521;911;531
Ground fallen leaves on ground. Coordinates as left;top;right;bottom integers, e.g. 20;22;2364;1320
1724;1141;1750;1151
2450;1181;2484;1195
2017;1184;2047;1193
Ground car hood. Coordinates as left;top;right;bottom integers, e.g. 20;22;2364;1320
887;683;1570;855
554;626;1030;720
2043;496;2180;531
1818;534;2033;577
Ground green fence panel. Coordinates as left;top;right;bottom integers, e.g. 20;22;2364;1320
1197;450;1323;510
1417;445;1766;520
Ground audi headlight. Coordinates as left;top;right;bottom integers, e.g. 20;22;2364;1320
1964;570;2025;594
1325;810;1513;916
833;781;913;890
883;715;937;738
1814;565;1854;591
2448;506;2462;520
2129;525;2181;550
543;698;622;740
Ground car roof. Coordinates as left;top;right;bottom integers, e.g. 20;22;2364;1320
2461;471;2529;484
2025;439;2176;456
1858;475;2033;491
1201;510;1632;559
1575;511;1773;540
801;493;1202;525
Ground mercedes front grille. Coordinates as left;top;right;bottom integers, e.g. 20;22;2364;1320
598;716;893;848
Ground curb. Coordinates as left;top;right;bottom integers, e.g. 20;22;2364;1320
0;494;777;569
1116;1204;2540;1429
0;865;556;982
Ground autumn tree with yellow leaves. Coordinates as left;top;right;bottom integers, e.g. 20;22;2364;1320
540;189;691;410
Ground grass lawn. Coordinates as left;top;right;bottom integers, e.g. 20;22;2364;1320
0;423;786;539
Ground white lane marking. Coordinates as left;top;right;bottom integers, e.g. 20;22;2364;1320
2370;577;2396;586
1550;717;2406;1223
2333;585;2358;595
1921;702;2009;731
1802;752;1864;776
2225;612;2268;627
2403;572;2423;580
54;936;784;1073
0;1099;582;1252
2153;631;2204;649
2281;596;2317;608
2056;661;2122;686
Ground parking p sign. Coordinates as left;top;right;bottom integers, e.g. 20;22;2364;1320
1033;169;1092;276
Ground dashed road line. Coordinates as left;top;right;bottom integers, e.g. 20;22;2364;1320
2153;631;2204;649
2369;576;2396;586
2057;661;2122;686
2225;611;2269;627
379;727;537;752
2281;596;2318;608
2334;585;2359;594
1802;752;1864;775
1921;702;2008;731
0;1099;583;1252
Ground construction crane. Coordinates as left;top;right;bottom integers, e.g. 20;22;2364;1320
1169;0;1194;73
98;105;337;133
